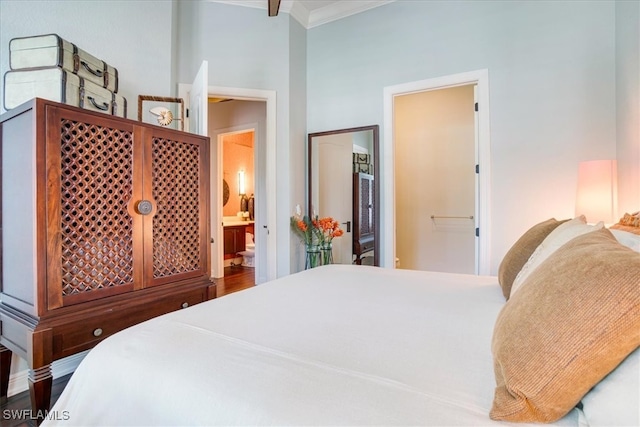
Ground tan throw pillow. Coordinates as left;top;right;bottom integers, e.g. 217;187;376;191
490;228;640;423
497;218;566;299
509;216;603;297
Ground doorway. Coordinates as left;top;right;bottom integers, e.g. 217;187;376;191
209;100;266;283
383;69;492;275
218;127;256;277
178;79;276;284
395;85;475;273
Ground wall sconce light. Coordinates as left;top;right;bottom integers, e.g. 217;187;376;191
575;159;618;224
238;170;246;196
238;170;248;212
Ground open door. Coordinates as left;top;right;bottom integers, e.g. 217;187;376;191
190;61;208;136
185;61;220;279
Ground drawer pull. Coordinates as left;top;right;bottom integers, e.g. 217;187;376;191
136;200;153;215
181;302;189;309
87;96;109;111
93;328;103;337
81;60;104;77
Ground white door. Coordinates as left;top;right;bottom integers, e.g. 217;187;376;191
394;84;476;274
190;61;208;136
315;134;353;264
186;61;219;277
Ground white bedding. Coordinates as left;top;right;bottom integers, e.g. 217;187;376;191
45;265;582;426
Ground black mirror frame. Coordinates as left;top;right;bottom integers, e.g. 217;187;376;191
307;125;380;266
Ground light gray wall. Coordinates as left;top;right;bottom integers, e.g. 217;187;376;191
289;17;308;271
0;0;175;119
616;1;640;215
307;0;619;274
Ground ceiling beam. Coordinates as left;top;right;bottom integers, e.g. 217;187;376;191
268;0;281;16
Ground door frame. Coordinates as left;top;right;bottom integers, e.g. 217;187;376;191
213;124;257;278
179;84;277;284
382;69;491;275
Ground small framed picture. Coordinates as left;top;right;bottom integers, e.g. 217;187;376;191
138;95;184;131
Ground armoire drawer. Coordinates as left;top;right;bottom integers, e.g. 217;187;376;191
51;288;207;359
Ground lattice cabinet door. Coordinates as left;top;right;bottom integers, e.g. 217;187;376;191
143;128;210;287
356;173;375;239
45;106;143;310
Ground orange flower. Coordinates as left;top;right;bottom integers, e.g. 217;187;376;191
297;220;307;232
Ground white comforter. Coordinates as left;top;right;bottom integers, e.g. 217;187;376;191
45;265;582;426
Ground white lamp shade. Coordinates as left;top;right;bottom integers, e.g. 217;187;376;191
575;160;618;224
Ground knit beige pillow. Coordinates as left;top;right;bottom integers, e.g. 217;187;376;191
491;228;640;423
497;218;566;299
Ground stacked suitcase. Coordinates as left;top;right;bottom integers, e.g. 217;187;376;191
3;34;127;117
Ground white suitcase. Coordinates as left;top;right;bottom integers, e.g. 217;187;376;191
3;67;127;118
10;34;119;93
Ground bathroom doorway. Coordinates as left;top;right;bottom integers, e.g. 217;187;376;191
220;129;256;270
210;99;266;284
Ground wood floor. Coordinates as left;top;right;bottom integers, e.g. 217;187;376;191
0;267;255;426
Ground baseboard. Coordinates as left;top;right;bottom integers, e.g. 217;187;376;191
7;351;88;397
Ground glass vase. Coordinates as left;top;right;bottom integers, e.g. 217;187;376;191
321;242;333;265
305;244;321;269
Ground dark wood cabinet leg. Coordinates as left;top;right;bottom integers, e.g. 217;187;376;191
28;365;52;426
0;345;11;404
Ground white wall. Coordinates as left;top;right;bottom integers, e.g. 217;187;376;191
616;1;640;214
307;1;619;274
0;0;175;119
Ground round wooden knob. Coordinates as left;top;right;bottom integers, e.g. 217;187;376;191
93;328;103;337
181;302;189;309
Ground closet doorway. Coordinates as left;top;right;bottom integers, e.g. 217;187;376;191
383;69;491;275
395;85;476;274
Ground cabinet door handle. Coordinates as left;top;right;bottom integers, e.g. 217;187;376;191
181;302;189;309
136;200;153;215
342;221;351;233
93;328;103;337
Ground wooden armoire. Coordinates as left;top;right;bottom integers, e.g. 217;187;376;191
0;98;213;421
353;172;375;264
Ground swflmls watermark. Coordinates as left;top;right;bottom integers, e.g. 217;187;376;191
2;409;70;421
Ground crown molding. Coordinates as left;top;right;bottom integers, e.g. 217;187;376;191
207;1;394;29
305;1;395;29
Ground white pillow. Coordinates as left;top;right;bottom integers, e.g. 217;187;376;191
510;216;604;297
610;229;640;253
581;348;640;427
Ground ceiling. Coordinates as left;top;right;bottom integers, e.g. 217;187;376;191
212;1;396;28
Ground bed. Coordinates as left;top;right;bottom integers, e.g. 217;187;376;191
44;218;640;426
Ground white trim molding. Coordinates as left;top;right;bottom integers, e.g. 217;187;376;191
179;83;278;283
382;69;492;275
208;0;395;29
7;352;87;398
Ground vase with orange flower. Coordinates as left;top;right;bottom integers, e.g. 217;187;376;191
291;206;321;269
314;216;344;266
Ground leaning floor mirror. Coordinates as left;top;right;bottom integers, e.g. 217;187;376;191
308;125;380;266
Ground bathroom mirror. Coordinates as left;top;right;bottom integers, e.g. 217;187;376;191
308;125;380;266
